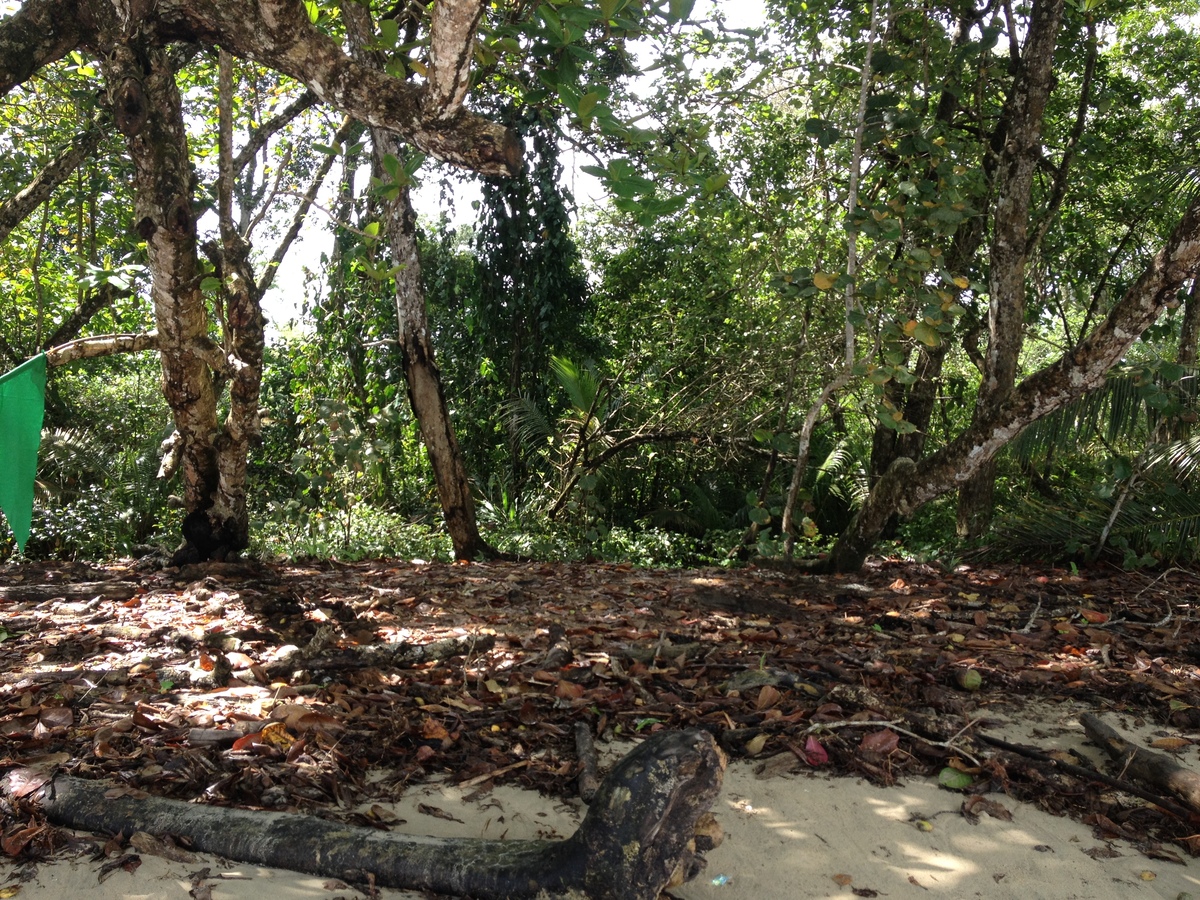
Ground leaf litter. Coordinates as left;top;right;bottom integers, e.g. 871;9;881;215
0;556;1199;867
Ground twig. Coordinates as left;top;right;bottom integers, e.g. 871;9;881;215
975;731;1196;821
1132;567;1191;628
1019;599;1042;634
456;759;530;789
803;718;983;767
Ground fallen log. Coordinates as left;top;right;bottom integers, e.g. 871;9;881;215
4;728;725;900
1081;713;1200;814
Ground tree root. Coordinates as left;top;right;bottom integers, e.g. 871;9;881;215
3;728;725;900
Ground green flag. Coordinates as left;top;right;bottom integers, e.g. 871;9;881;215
0;354;46;553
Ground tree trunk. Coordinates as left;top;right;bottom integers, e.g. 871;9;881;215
1179;277;1199;367
954;0;1066;538
955;458;996;539
822;191;1200;571
98;39;233;561
344;2;493;561
5;729;725;900
387;186;492;560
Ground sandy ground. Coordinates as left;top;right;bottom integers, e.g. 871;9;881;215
3;705;1198;900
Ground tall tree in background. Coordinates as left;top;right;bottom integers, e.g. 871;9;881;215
342;0;492;559
814;0;1200;570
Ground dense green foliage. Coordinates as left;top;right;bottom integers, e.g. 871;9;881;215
3;0;1200;568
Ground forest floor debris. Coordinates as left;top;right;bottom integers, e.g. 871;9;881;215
1;556;1199;898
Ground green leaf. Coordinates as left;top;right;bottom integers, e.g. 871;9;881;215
749;506;771;525
303;0;320;24
913;322;941;347
378;18;399;48
598;0;622;19
200;276;222;293
578;91;601;119
937;767;974;791
704;172;731;195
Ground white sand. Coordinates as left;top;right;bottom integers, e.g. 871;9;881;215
4;708;1198;899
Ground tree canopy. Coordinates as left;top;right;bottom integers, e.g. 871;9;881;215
0;0;1199;572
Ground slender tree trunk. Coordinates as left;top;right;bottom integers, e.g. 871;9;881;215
955;0;1066;538
344;2;492;560
1179;277;1199;367
386;183;492;559
208;49;265;553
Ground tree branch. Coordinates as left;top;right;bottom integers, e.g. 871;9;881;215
257;116;356;297
424;0;484;121
153;0;520;176
44;331;158;367
0;126;105;243
42;284;133;350
232;89;319;177
0;0;83;97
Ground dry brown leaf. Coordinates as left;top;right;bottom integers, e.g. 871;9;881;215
1148;737;1191;751
755;685;781;711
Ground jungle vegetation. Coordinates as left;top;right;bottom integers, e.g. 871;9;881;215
1;0;1199;571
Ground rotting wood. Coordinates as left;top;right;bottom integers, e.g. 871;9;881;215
3;728;725;900
1081;712;1200;815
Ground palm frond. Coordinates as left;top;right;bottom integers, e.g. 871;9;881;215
501;395;554;452
551;355;601;415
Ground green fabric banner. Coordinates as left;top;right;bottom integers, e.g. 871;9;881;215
0;354;46;553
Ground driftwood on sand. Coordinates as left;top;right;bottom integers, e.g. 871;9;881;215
1081;712;1200;815
3;728;725;900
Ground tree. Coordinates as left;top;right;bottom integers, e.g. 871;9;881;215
0;0;520;560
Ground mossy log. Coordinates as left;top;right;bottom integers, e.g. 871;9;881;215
4;728;725;900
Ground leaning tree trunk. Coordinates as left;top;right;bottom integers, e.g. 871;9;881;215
4;729;725;900
824;191;1200;572
345;2;492;561
384;183;493;560
1179;277;1199;367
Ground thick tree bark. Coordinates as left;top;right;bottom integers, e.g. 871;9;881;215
5;729;725;900
98;38;229;560
0;0;82;95
344;1;492;560
1178;277;1199;367
44;331;157;366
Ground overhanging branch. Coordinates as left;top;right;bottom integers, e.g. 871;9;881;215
44;331;158;367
